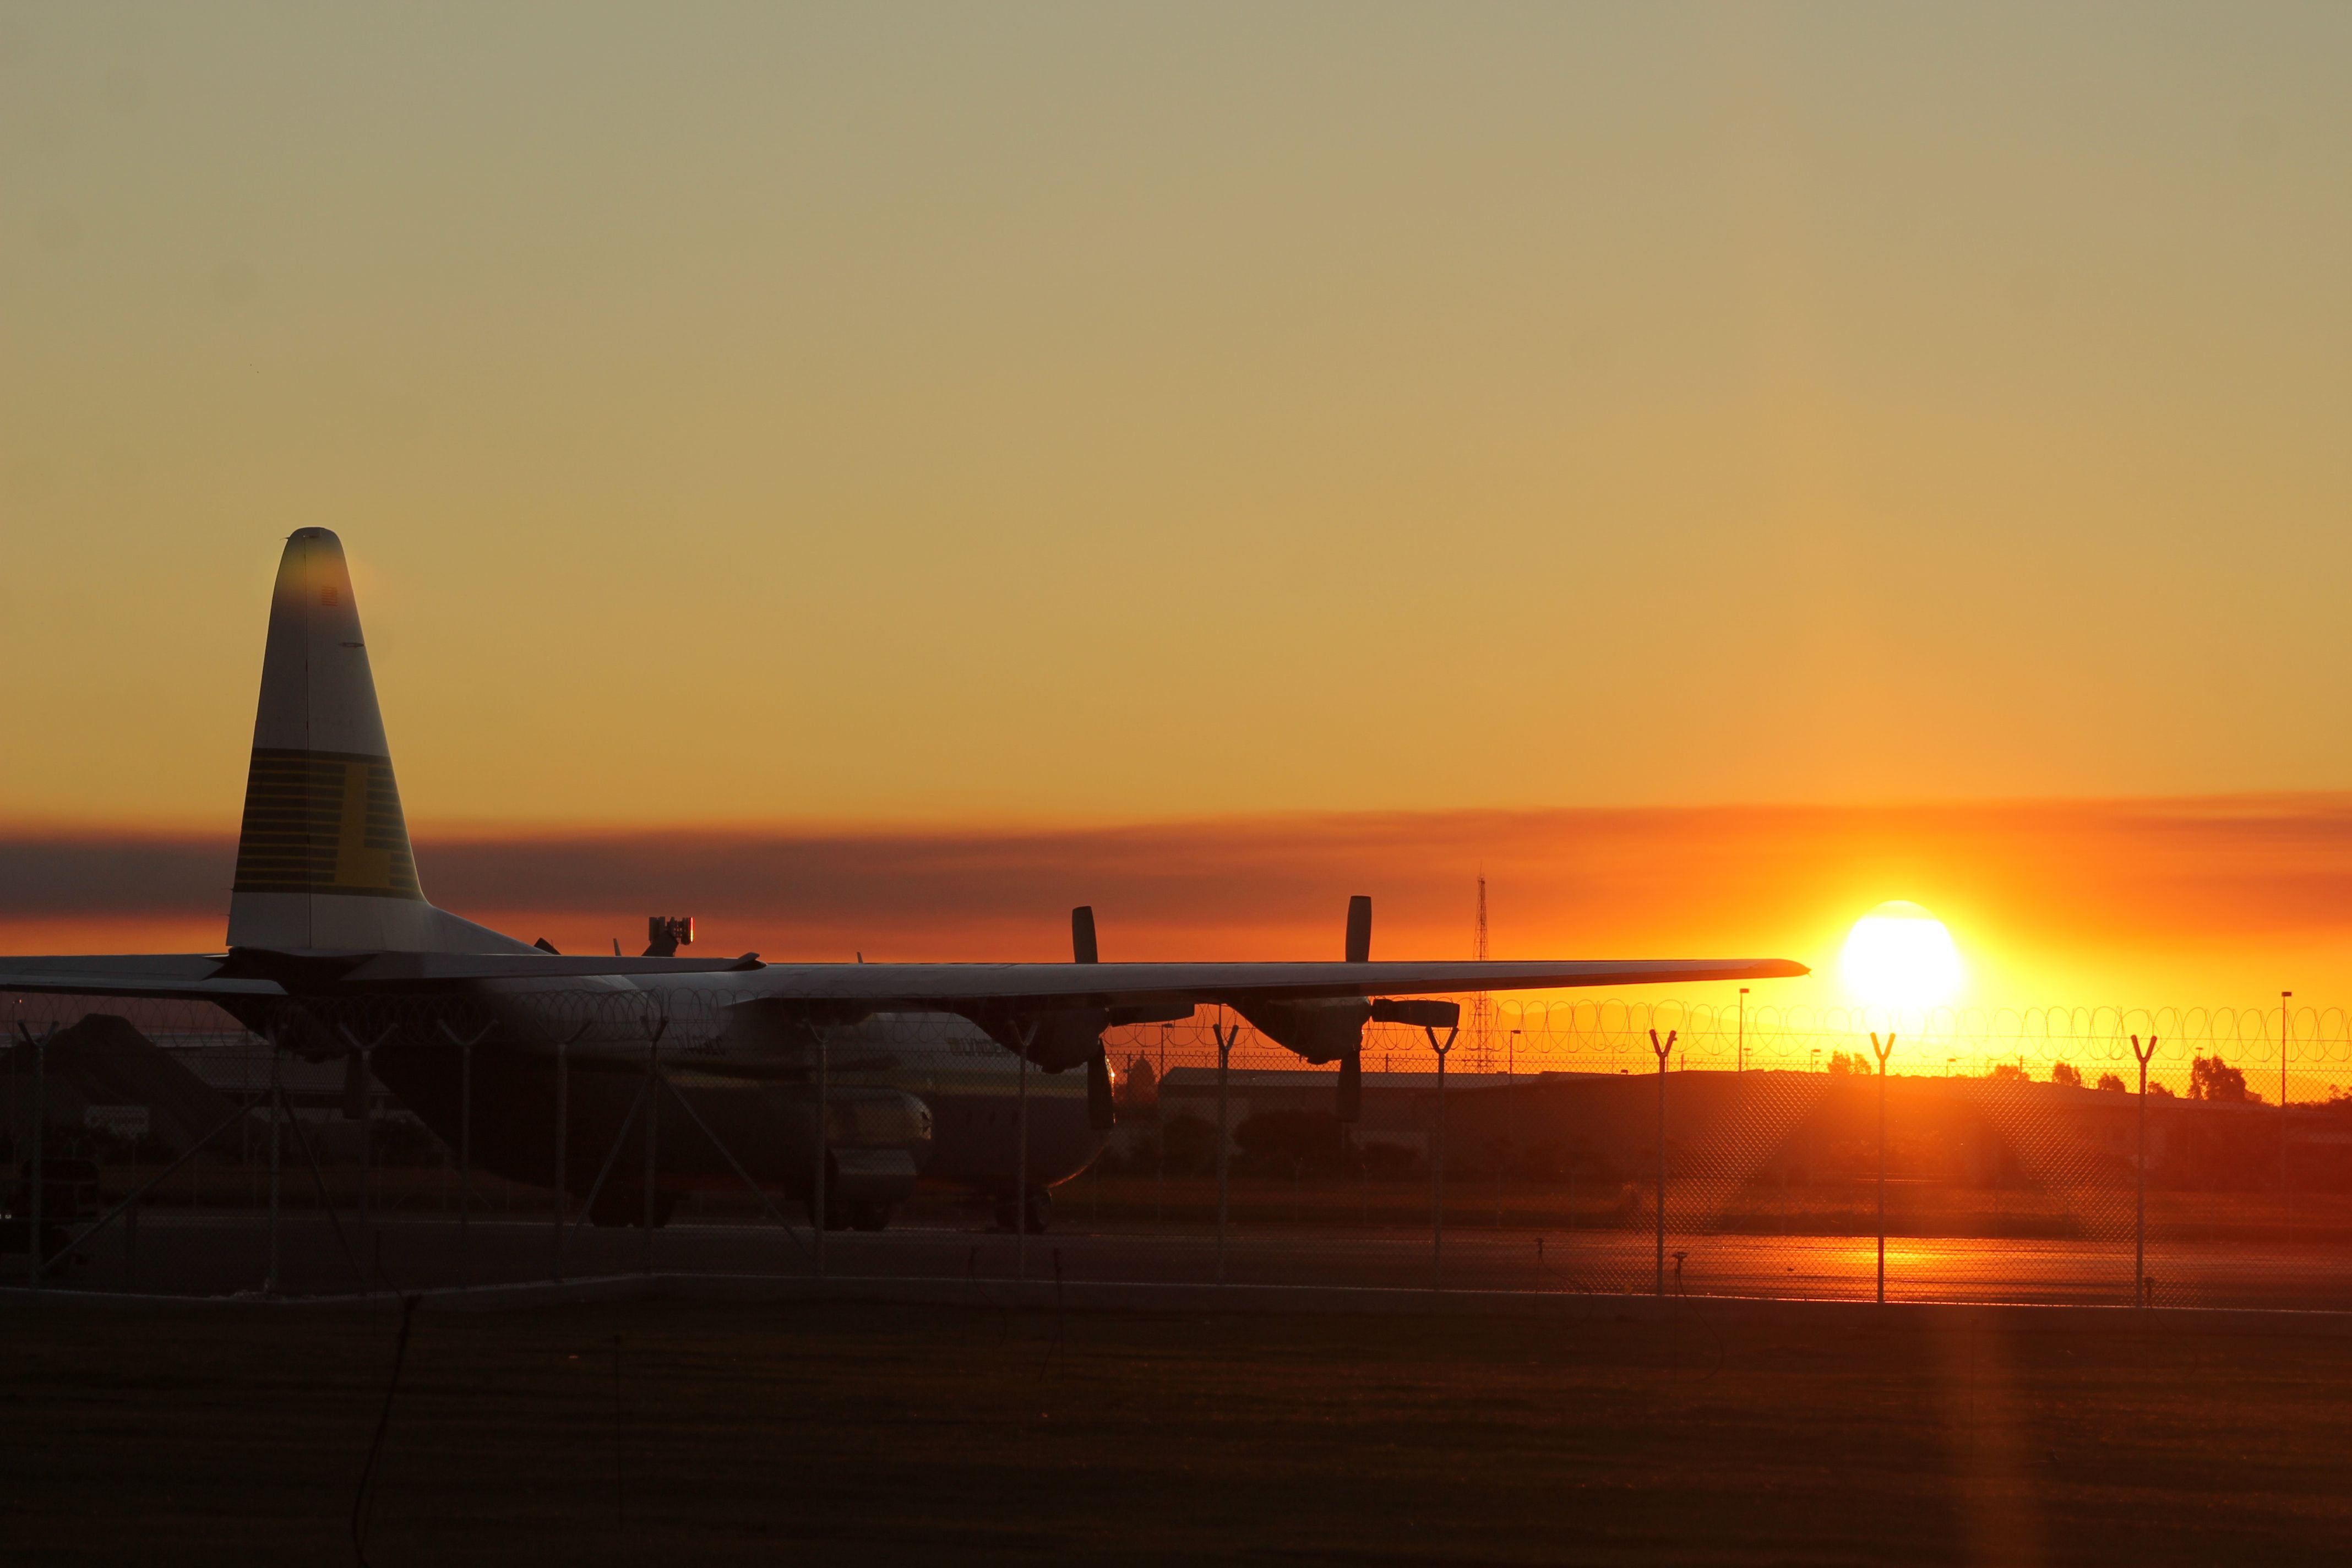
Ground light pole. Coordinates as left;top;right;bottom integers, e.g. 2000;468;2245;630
1649;1028;1676;1295
2132;1032;2159;1307
1871;1031;1896;1304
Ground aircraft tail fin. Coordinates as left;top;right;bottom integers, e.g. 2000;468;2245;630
226;530;531;955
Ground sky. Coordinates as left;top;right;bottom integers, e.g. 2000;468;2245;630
4;4;2351;1009
14;799;2352;1006
10;794;2352;1019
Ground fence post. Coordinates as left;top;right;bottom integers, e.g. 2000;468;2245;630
552;1030;571;1284
360;1038;373;1284
1871;1032;1897;1305
1015;1027;1030;1283
265;1032;283;1297
990;1016;1044;1278
1649;1029;1676;1295
1213;1016;1237;1286
25;1024;49;1291
2280;992;2293;1226
461;1034;475;1278
1428;1025;1457;1290
2133;1033;2159;1308
813;1023;828;1282
339;1024;396;1289
641;1034;660;1276
438;1021;493;1289
356;1044;370;1281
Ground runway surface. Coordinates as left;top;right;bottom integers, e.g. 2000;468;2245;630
21;1207;2352;1312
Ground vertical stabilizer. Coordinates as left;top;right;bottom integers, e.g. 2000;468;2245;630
227;530;527;954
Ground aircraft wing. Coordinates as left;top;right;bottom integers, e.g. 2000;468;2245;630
0;951;1804;1006
729;957;1806;1010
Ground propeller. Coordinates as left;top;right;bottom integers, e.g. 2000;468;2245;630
1072;905;1114;1130
1338;894;1371;1120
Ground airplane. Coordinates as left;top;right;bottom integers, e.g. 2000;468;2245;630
1;530;1805;1233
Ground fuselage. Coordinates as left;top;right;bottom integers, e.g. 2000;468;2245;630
218;974;1106;1227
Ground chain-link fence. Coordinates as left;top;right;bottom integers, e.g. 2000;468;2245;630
6;988;2347;1310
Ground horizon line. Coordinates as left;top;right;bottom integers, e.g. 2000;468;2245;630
12;787;2352;843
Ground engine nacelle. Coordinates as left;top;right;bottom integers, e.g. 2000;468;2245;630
1232;995;1464;1065
1233;998;1373;1064
963;1005;1109;1072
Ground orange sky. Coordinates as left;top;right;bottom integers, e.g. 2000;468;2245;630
4;8;2351;1011
10;794;2351;1010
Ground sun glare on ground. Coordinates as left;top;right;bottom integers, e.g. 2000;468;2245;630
1840;901;1964;1011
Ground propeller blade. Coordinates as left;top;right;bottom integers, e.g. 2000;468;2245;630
1345;895;1371;964
1086;1046;1116;1130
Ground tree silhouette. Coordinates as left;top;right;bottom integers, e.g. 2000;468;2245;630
2188;1054;2252;1103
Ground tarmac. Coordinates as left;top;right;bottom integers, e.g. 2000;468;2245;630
11;1207;2352;1315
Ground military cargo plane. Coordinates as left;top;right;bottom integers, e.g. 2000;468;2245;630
2;531;1804;1232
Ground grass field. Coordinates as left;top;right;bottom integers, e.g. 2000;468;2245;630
4;1296;2349;1565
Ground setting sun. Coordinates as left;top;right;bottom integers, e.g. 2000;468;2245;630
1839;900;1964;1010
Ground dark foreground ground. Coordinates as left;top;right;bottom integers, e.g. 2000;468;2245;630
3;1297;2349;1566
36;1207;2352;1311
